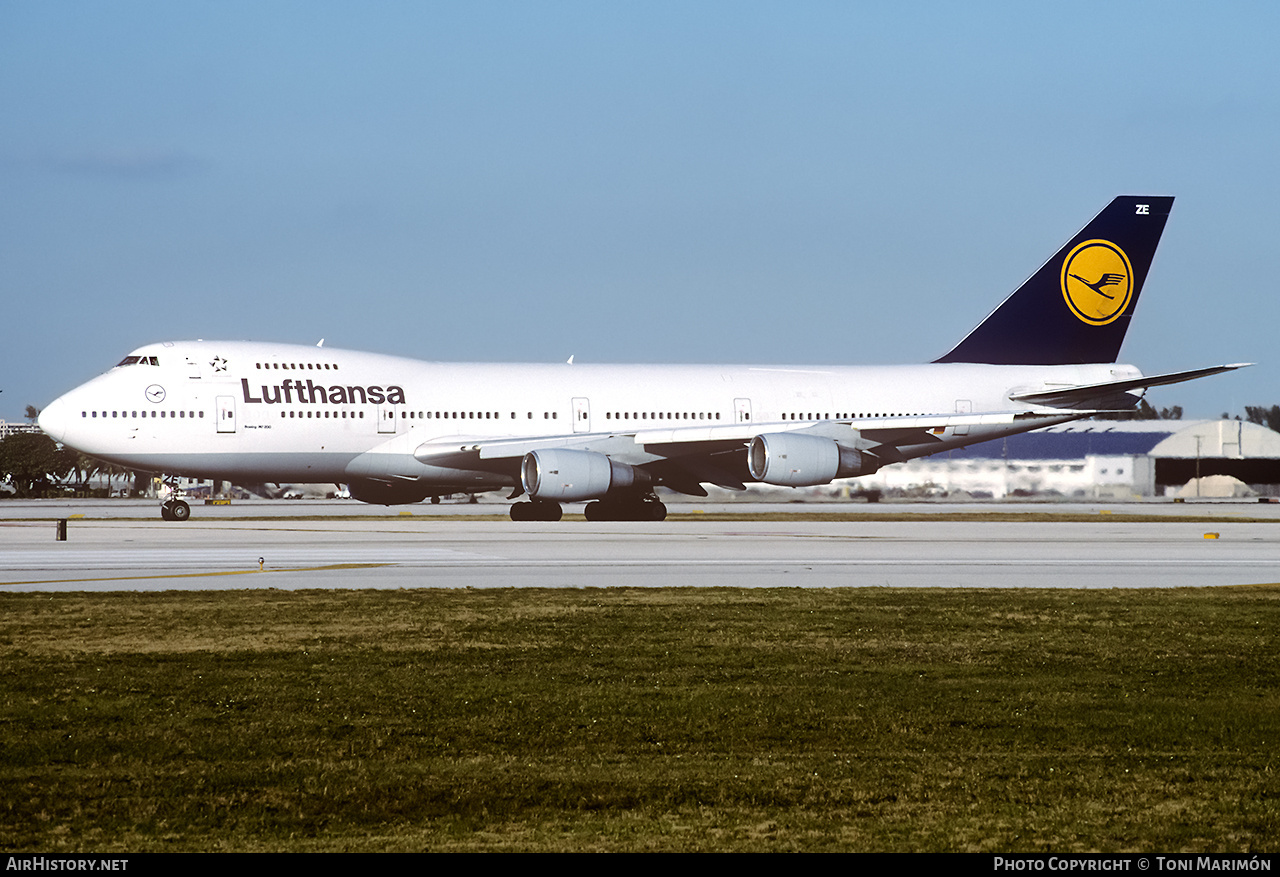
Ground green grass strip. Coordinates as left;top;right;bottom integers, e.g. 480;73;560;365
2;587;1277;851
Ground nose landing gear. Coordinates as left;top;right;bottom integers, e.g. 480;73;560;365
160;499;191;522
159;477;191;521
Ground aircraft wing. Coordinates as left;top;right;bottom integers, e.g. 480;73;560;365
1008;363;1251;410
411;416;973;467
408;410;1052;495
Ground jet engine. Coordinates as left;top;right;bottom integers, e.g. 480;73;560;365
521;449;645;501
747;433;878;487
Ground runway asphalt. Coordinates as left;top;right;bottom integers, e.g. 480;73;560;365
5;496;1280;519
2;500;1278;591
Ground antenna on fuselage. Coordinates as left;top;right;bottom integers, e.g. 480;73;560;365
566;355;574;365
317;339;324;348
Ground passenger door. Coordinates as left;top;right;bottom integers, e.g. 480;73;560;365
216;396;236;433
572;397;591;433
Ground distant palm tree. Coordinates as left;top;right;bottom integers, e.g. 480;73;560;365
1245;405;1280;433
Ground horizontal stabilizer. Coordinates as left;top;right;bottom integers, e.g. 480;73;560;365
1008;363;1251;409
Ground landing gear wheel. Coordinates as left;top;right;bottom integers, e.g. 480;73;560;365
531;500;562;521
161;500;190;522
510;500;562;522
584;499;666;522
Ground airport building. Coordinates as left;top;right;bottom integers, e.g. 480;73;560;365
0;419;41;439
848;420;1280;499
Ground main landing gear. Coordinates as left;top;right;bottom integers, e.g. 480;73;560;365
508;499;563;522
584;498;667;521
160;499;191;521
508;497;668;522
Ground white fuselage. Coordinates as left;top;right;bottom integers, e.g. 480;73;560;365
38;340;1134;490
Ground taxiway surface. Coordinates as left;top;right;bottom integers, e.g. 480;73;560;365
2;504;1277;591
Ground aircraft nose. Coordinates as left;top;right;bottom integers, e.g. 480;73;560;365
38;396;69;443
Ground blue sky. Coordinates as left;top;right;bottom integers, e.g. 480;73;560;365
2;1;1276;421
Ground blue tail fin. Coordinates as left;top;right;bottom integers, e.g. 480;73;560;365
935;195;1174;365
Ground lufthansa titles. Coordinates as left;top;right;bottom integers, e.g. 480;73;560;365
241;378;405;406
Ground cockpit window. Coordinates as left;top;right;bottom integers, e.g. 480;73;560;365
115;355;159;367
116;356;141;367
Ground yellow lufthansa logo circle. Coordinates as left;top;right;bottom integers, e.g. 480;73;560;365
1060;239;1134;325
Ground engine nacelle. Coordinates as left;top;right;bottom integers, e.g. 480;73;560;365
521;449;643;501
747;433;878;487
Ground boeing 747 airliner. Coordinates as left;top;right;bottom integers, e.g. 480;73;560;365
38;196;1245;521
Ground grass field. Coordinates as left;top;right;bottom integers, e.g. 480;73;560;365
2;586;1277;852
